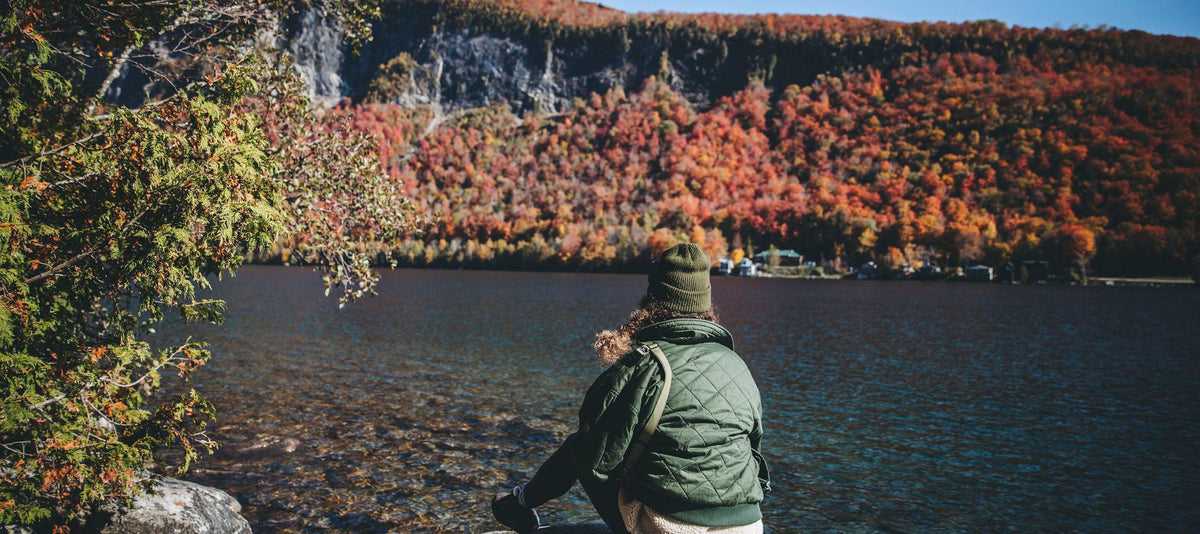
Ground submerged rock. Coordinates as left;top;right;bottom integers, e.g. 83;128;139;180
227;435;301;458
485;523;612;533
99;477;250;534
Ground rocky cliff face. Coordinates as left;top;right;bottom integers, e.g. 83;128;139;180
102;2;818;112
285;5;751;113
109;2;1200;116
288;9;350;106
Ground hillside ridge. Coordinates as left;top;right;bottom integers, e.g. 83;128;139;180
269;0;1200;278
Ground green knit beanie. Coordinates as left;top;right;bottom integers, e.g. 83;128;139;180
647;243;712;313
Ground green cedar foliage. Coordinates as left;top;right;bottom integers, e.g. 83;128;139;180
1;0;416;527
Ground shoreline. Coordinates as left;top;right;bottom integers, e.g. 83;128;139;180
1091;277;1197;287
240;262;1198;288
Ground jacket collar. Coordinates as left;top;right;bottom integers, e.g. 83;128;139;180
634;318;735;351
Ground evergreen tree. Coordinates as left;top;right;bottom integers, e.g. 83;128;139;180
0;0;417;527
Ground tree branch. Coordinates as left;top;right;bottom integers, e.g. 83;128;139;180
92;45;138;106
28;393;69;411
0;133;103;171
97;340;197;389
0;441;35;457
24;205;152;285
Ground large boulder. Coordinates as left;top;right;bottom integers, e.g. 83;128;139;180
99;477;250;534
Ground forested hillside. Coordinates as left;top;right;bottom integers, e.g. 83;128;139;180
320;0;1200;277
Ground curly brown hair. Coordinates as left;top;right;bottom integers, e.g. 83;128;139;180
593;296;719;365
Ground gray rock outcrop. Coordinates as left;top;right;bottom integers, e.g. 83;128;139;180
104;2;794;114
284;3;747;114
288;8;349;107
99;477;250;534
485;524;612;534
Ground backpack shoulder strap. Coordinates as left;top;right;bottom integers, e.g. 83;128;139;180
621;342;673;478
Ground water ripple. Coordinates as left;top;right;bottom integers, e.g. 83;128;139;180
155;268;1200;532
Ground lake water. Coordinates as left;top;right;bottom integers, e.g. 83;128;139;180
160;266;1200;532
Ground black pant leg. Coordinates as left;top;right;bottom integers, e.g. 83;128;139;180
577;472;627;534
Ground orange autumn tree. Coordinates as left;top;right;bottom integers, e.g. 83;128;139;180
334;0;1200;276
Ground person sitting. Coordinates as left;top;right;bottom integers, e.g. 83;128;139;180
492;243;770;533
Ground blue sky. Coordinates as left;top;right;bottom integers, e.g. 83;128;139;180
594;1;1200;38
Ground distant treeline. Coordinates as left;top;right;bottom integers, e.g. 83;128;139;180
300;0;1200;278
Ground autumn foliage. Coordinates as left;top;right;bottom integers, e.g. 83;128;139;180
340;0;1200;278
1;0;410;527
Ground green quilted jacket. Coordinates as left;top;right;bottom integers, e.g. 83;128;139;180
569;318;771;527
